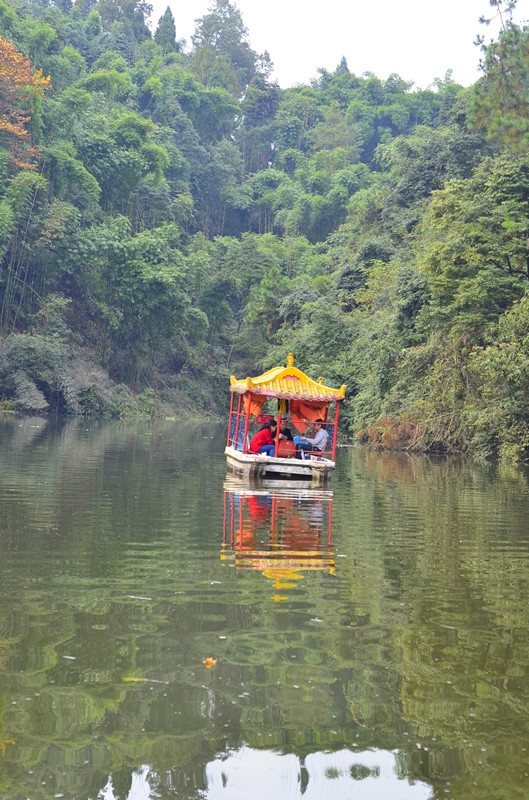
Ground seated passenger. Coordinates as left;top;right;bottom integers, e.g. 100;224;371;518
279;419;293;441
249;422;277;457
296;419;328;458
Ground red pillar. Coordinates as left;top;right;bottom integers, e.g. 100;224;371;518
223;490;227;545
323;405;330;455
227;390;235;447
238;499;243;550
234;393;242;449
274;413;282;458
242;393;252;453
327;496;333;548
230;494;235;547
331;401;340;462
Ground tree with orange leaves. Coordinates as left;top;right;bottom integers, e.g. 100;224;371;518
0;35;50;169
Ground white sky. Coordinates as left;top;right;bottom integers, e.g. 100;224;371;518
149;0;528;90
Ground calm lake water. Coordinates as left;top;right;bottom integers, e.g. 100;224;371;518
0;416;529;800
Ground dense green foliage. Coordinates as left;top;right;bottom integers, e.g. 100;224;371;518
0;0;529;459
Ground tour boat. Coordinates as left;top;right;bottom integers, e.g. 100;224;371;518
225;353;346;485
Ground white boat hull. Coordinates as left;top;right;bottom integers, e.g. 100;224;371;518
225;446;334;485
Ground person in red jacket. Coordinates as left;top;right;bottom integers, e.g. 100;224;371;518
250;422;277;457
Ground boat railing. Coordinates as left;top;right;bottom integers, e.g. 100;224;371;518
291;421;334;461
228;415;247;451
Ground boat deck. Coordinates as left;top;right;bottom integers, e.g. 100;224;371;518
225;446;334;486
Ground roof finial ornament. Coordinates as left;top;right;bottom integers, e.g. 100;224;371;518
287;353;294;368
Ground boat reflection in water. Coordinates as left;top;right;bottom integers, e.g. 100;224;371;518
222;479;334;598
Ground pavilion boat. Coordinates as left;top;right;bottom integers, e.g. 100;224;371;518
225;353;346;485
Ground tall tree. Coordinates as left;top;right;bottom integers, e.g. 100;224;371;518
472;0;529;151
94;0;152;42
191;0;259;93
154;6;178;53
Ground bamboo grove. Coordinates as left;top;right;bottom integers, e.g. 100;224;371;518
0;0;528;460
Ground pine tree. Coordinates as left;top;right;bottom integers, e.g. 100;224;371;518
154;6;177;53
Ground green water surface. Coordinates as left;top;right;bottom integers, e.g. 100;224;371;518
0;416;528;800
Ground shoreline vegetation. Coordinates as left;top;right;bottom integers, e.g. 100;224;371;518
1;0;529;460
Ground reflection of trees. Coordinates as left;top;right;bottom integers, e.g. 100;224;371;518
1;428;529;797
330;449;529;796
0;417;232;799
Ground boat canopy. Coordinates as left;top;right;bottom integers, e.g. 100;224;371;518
230;353;346;404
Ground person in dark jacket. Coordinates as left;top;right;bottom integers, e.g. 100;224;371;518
279;418;293;441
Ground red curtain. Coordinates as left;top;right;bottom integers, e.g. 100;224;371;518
290;400;329;432
243;393;266;418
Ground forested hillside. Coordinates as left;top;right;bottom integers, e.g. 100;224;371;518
0;0;528;460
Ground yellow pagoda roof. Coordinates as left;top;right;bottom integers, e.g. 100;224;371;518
230;353;346;403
